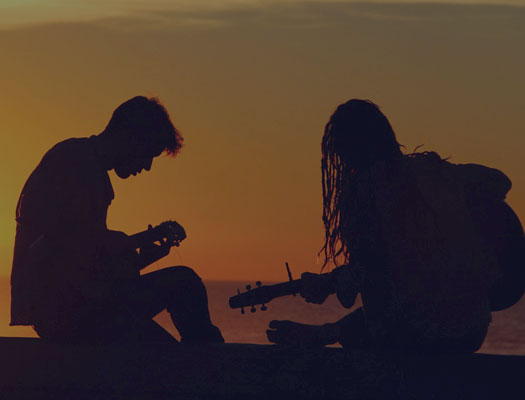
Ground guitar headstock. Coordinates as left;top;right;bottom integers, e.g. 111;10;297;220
229;281;269;313
150;220;187;247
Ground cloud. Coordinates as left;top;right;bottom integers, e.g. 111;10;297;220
1;0;525;31
86;1;525;34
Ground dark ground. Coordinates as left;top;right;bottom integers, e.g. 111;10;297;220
1;337;524;400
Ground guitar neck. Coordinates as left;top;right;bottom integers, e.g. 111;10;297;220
229;278;302;309
263;271;337;299
229;271;339;310
266;279;302;298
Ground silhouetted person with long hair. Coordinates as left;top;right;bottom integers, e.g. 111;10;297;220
267;99;524;354
11;96;224;344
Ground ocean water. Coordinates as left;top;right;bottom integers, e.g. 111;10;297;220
2;278;525;354
164;280;525;355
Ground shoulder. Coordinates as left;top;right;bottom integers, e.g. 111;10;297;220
447;161;509;181
37;137;96;172
24;137;95;188
403;153;510;186
42;137;91;161
445;162;511;199
403;151;445;170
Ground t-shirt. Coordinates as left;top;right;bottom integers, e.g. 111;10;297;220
11;136;114;326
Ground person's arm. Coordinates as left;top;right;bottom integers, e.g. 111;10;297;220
266;263;366;347
299;263;365;308
97;230;171;272
332;263;365;308
135;240;171;270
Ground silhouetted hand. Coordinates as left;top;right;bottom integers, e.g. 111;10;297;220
137;239;170;268
300;272;335;304
266;320;340;347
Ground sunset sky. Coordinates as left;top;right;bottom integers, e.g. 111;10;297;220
1;0;524;291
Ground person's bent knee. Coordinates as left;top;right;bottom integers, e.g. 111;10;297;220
163;265;203;283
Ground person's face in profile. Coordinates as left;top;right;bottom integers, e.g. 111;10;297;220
114;132;163;179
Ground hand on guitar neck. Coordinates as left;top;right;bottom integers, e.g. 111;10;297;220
128;220;187;271
229;268;342;312
300;272;337;304
229;263;363;313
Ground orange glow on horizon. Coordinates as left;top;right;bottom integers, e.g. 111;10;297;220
1;1;524;287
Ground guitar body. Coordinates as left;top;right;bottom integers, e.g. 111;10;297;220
473;201;525;311
231;202;525;313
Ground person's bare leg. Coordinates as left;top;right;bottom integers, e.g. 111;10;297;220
267;320;340;347
266;308;368;348
140;266;224;344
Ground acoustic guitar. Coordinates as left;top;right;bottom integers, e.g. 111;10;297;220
230;201;525;314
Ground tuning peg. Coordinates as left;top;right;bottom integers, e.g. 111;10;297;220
285;262;296;296
237;289;245;314
256;281;261;287
250;305;256;313
246;284;252;290
261;304;267;311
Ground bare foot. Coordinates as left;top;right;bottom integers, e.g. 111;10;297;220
266;320;339;347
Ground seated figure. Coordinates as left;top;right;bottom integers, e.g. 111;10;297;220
267;99;524;354
11;96;223;344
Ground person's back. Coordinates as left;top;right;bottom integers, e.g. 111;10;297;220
357;153;502;352
11;137;115;329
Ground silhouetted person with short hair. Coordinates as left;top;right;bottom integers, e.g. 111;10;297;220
267;99;524;354
11;96;224;344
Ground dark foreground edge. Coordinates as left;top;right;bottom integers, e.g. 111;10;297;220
0;337;524;399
